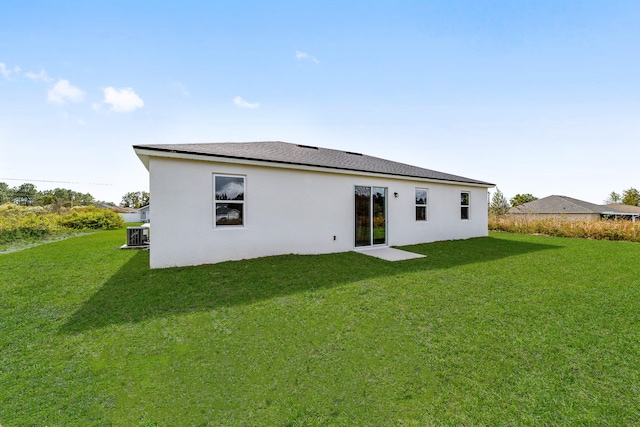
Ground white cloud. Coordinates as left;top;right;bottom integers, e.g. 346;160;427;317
0;62;20;79
233;96;260;109
103;87;144;112
295;50;319;64
25;69;53;82
216;182;244;200
47;79;85;105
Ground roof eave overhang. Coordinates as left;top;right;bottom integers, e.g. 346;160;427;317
601;211;640;216
133;146;494;188
512;211;601;215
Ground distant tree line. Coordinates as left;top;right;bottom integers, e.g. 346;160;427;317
0;181;149;209
489;188;539;217
0;182;97;208
605;188;640;206
509;193;538;207
120;191;149;208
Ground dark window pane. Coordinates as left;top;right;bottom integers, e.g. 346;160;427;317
460;192;469;206
415;189;427;205
216;176;244;201
216;203;243;226
355;186;371;247
461;206;469;220
373;187;386;245
416;206;426;221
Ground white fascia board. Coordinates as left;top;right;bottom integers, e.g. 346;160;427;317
134;149;151;170
133;147;493;188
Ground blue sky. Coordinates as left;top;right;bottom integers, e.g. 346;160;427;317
1;1;639;204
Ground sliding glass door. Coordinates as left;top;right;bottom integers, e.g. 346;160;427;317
355;186;372;247
372;187;387;245
355;186;387;247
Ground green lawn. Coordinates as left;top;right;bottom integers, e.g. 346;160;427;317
2;229;640;426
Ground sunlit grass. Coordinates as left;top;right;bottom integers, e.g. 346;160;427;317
2;228;640;425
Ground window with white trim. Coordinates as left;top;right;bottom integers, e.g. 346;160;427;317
214;175;245;227
415;188;428;221
461;191;470;220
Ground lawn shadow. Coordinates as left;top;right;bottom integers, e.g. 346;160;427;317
61;236;560;333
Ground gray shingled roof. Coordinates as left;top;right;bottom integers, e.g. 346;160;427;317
509;195;619;215
604;203;640;214
133;141;493;186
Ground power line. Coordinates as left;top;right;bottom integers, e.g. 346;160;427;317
0;178;113;186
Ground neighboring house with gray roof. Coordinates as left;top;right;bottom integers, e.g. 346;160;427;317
604;204;640;216
509;195;639;221
134;141;494;268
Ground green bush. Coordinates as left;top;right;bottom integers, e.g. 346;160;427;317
0;203;59;229
0;203;124;246
57;206;124;230
0;229;50;245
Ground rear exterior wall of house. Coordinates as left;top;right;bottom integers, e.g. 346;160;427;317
148;156;490;268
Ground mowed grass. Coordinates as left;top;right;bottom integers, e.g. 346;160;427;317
1;229;640;426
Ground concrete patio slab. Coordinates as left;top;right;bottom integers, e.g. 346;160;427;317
354;247;426;261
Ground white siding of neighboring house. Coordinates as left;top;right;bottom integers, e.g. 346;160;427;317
139;206;150;222
148;156;490;268
119;212;142;222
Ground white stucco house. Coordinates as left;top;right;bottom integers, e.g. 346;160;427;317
133;141;494;268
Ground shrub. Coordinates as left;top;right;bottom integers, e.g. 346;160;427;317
0;203;59;230
57;206;124;230
0;203;124;246
489;216;640;243
0;229;50;245
1;203;59;244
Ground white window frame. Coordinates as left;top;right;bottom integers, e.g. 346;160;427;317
415;188;428;221
461;191;470;220
213;174;246;228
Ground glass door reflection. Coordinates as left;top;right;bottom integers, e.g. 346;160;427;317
354;186;387;247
